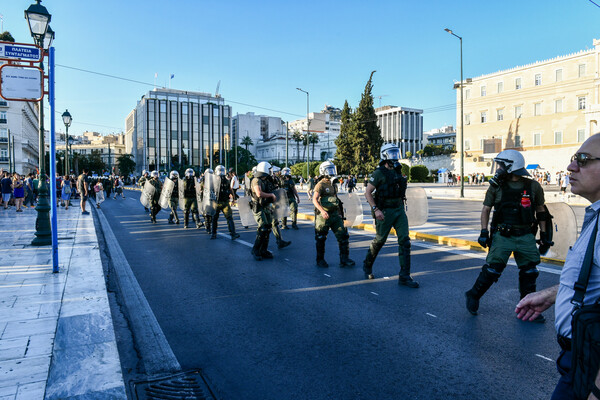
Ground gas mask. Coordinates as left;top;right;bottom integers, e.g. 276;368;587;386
489;164;508;188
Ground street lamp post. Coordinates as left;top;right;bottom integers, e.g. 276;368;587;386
445;28;465;198
25;0;53;246
285;121;289;167
296;88;310;179
62;109;72;176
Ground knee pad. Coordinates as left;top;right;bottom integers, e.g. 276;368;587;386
315;233;327;242
401;238;411;251
483;263;505;281
519;263;539;279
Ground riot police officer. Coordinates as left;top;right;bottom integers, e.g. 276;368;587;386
148;171;162;223
363;143;419;288
280;167;300;230
182;168;202;229
167;170;180;224
211;165;240;240
138;170;150;212
200;168;214;233
466;149;552;320
313;161;355;268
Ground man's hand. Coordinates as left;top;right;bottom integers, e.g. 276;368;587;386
478;229;490;248
538;236;553;255
515;286;558;321
321;210;329;220
374;209;384;221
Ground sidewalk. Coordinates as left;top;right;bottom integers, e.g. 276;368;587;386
0;202;126;399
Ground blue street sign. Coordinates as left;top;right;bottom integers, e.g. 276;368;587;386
0;42;43;62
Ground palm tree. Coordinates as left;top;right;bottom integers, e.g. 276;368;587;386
292;131;303;162
309;133;319;162
241;135;253;163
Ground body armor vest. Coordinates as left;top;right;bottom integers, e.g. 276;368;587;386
281;177;295;198
374;166;407;208
170;179;179;199
318;178;339;212
217;177;230;202
184;177;195;197
492;179;535;227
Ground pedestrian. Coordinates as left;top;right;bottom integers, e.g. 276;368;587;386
94;180;105;208
560;172;570;195
348;175;356;193
24;173;35;208
516;133;600;399
12;174;24;212
1;171;12;209
61;175;72;210
312;161;355;268
229;168;240;206
211;165;240;240
362;143;419;287
113;176;125;199
466;149;551;320
77;168;90;215
307;175;316;200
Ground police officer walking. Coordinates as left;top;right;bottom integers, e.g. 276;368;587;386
167;170;180;224
363;143;419;288
148;171;162;223
211;165;240;240
280;167;300;230
182;168;202;229
312;161;355;268
466;149;552;320
138;170;150;212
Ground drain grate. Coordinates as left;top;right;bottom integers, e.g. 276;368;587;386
133;370;217;400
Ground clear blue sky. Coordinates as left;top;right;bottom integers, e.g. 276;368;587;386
2;0;600;136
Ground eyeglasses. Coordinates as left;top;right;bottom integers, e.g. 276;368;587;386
571;153;600;167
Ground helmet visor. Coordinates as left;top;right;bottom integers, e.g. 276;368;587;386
322;165;337;177
383;147;401;161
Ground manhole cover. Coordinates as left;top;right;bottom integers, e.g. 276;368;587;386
133;370;217;400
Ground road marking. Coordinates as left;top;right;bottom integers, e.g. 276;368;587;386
217;232;253;247
324;274;331;277
535;354;554;362
370;291;379;296
383;276;390;280
285;258;290;261
426;313;437;318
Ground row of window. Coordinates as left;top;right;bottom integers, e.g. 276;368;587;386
467;64;587;99
466;96;587;124
465;129;587;151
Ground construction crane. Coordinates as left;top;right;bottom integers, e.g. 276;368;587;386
215;80;221;97
375;95;389;108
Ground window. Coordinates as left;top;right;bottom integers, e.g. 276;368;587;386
515;78;522;90
556;69;563;82
480;138;486;150
514;135;521;147
0;149;6;158
578;129;586;142
0;128;6;138
464;114;471;125
533;133;542;146
465;89;470;100
481;111;487;123
555;99;563;113
554;131;563;144
579;64;586;77
464;139;471;150
578;96;587;110
497;81;504;93
481;86;486;97
0;111;6;121
515;106;523;118
534;103;542;116
497;109;504;121
535;74;542;86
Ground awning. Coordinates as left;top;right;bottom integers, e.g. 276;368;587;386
526;164;540;169
437;168;448;173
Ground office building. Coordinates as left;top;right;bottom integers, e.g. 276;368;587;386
375;106;424;157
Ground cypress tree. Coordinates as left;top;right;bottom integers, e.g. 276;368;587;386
334;100;355;174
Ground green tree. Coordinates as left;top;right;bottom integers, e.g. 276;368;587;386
241;135;253;152
334;100;355;174
0;32;15;42
292;131;303;162
409;165;429;182
309;133;319;162
405;151;412;158
116;154;136;176
234;146;257;174
87;150;106;174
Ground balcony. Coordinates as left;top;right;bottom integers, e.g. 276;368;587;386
0;137;7;143
0;119;6;124
0;157;8;162
0;101;8;107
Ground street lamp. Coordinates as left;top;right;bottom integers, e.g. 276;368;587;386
62;109;72;176
25;0;53;246
296;88;310;180
444;28;465;198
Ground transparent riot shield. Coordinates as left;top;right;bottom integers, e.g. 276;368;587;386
178;178;185;211
272;188;290;220
140;181;155;208
195;180;203;212
405;187;428;227
202;173;219;216
159;177;175;209
337;192;363;227
237;196;257;227
543;202;578;260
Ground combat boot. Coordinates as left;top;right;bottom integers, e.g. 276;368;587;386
292;220;299;230
363;260;374;280
251;232;263;261
260;230;273;259
465;264;503;315
277;238;291;249
339;242;355;268
168;214;174;224
183;211;189;229
282;217;288;229
228;219;240;240
316;234;328;268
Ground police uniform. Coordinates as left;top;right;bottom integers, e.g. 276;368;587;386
466;177;545;313
149;178;162;223
363;165;419;287
251;176;275;260
280;175;299;229
313;177;354;268
250;175;290;254
211;175;240;239
183;176;201;229
138;174;149;211
168;179;180;224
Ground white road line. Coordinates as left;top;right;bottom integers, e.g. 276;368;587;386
217;232;253;247
285;258;290;261
383;276;390;280
370;291;379;296
535;354;554;362
426;313;438;318
324;274;331;277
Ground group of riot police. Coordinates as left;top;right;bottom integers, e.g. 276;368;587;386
137;143;556;320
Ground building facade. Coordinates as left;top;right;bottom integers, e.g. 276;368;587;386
424;125;456;150
0;99;39;174
288;109;341;161
128;88;232;174
456;38;600;175
232;112;287;157
56;132;127;175
375;106;424;157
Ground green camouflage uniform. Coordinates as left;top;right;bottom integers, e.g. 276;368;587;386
183;176;201;228
149;178;162;222
168;179;180;224
211;176;239;239
280;176;298;228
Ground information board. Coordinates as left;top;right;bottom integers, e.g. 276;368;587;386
0;65;43;101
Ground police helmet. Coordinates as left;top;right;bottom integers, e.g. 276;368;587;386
169;170;179;179
281;167;291;176
150;170;159;178
185;168;195;178
319;161;337;178
252;166;257;175
255;161;272;178
494;149;529;176
215;165;226;176
204;168;213;176
380;143;402;162
142;169;148;176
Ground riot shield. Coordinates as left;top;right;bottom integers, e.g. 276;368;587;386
140;181;155;208
337;192;363;227
237;196;257;227
542;202;578;260
195;180;203;212
272;188;290;220
159;177;175;209
405;187;428;227
202;173;219;216
178;178;185;211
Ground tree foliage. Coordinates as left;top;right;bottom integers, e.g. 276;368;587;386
116;154;136;176
409;165;430;182
0;32;15;42
290;161;321;180
334;100;354;174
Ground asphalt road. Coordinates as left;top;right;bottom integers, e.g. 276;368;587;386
101;193;564;400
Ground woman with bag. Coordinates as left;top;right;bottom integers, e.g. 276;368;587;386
12;174;24;212
94;181;105;208
61;175;72;210
516;133;600;400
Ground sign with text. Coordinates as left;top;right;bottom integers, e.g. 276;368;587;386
0;41;43;62
0;65;43;102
